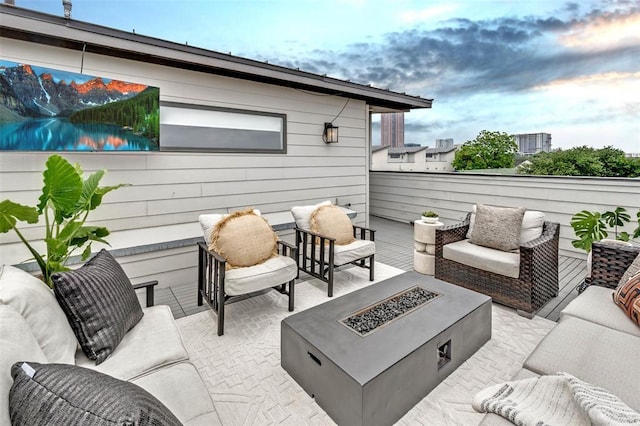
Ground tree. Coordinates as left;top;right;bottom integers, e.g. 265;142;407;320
518;146;640;177
452;130;518;171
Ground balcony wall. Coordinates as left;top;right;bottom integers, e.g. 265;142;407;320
370;171;640;258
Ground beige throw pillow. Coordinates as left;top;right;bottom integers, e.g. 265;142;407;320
209;209;278;268
310;205;355;246
469;204;526;252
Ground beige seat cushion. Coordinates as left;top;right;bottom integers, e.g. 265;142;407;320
0;265;77;364
524;316;640;412
76;305;188;381
210;209;277;268
443;239;520;278
469;204;525;252
467;206;544;245
224;255;298;296
290;200;331;231
310;204;355;245
315;239;375;266
561;285;640;337
132;362;222;426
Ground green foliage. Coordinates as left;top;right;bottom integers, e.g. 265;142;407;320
422;211;438;217
452;130;518;171
0;155;128;287
69;87;160;141
570;207;640;252
518;146;640;177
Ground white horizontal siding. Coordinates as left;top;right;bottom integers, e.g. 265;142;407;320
370;171;640;259
0;37;371;288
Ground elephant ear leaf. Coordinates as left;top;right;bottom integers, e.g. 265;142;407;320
0;200;39;233
37;155;83;222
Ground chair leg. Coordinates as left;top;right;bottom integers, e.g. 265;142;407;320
369;255;375;281
288;279;295;312
327;265;334;297
217;280;225;336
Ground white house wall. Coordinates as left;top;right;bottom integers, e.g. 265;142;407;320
0;37;370;287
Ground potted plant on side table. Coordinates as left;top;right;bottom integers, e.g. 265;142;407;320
0;154;128;287
421;211;439;224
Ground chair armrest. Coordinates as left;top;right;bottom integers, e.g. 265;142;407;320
435;217;470;257
197;241;226;263
277;240;298;260
586;241;640;289
353;225;376;241
133;280;158;307
294;227;337;243
519;222;559;274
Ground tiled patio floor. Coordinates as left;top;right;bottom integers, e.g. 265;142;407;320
158;215;587;322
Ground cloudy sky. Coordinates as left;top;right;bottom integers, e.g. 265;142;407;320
16;0;640;152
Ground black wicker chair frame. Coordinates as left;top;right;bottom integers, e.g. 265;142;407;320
197;240;298;336
295;225;375;297
435;213;560;316
584;241;640;290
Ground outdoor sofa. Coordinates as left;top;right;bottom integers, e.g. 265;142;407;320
479;241;640;424
0;251;221;425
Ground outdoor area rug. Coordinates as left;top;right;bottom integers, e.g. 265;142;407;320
177;263;556;425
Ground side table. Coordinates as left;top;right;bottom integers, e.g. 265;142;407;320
413;220;443;275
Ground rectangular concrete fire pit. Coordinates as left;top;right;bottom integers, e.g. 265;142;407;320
281;271;492;426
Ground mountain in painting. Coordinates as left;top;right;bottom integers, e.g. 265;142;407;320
0;63;148;122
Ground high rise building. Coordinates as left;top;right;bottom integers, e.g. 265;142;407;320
380;112;404;147
435;138;454;149
513;133;552;155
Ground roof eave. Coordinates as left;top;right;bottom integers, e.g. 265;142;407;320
0;5;433;111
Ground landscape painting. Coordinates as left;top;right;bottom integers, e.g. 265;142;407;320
0;60;159;151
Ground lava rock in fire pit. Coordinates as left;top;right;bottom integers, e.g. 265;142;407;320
341;286;440;336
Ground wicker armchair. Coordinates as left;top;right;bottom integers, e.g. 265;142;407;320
585;241;640;289
435;213;560;316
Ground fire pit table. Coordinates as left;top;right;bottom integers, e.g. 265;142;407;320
281;271;491;426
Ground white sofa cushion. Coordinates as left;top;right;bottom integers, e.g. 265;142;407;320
561;285;640;337
132;362;222;426
0;265;77;364
224;255;297;296
0;305;48;426
467;206;545;245
76;305;188;381
524;316;640;412
290;200;331;231
443;239;520;278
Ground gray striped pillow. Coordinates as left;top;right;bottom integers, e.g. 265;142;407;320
9;361;182;426
52;249;143;364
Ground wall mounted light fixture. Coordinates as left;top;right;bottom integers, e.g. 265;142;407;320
323;122;339;144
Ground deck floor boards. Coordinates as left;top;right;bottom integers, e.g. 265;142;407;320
163;215;586;322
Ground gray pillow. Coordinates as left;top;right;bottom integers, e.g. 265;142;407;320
469;204;526;252
9;361;182;426
52;249;143;364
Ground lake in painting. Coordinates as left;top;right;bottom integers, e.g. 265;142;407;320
0;60;160;151
0;118;159;151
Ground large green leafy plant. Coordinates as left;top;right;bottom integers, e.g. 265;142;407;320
570;207;640;252
0;155;127;287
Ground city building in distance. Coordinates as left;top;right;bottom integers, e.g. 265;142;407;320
513;133;552;155
381;112;405;147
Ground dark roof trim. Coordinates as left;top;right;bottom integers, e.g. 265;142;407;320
0;5;433;111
